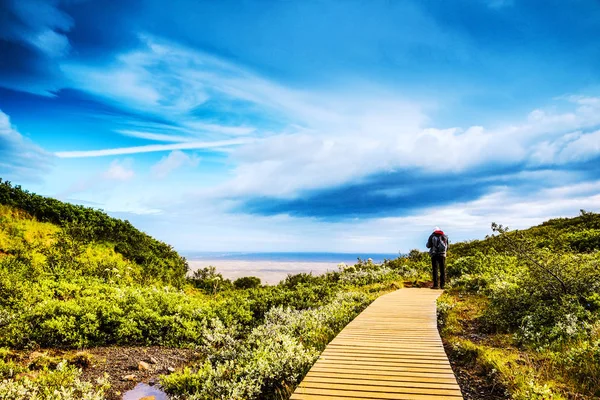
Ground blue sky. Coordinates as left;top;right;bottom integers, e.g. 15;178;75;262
1;0;600;253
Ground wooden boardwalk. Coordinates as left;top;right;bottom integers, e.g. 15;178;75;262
291;288;463;400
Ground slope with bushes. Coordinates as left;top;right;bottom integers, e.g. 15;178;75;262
437;210;600;399
0;179;433;399
0;179;188;286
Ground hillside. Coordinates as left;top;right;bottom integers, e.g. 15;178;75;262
439;210;600;399
0;180;425;399
0;179;188;287
1;179;598;399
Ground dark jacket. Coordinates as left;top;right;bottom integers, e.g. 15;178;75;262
426;230;448;257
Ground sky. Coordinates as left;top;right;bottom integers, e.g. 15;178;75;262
1;0;600;254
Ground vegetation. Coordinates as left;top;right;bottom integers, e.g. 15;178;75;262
0;180;431;399
2;179;597;399
0;179;188;287
437;210;600;399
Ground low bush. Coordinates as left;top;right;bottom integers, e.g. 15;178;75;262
162;292;373;400
0;360;109;400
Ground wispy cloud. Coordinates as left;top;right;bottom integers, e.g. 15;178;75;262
59;35;600;208
224;93;600;219
1;0;74;57
60;36;349;131
0;109;52;181
55;138;254;158
184;122;256;136
62;158;135;196
51;35;600;222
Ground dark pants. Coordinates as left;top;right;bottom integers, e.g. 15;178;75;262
431;255;446;288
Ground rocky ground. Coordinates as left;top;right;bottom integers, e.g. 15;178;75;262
84;347;201;399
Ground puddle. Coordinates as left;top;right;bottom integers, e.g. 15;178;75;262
122;383;169;400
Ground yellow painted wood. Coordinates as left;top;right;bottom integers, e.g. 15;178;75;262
292;288;463;399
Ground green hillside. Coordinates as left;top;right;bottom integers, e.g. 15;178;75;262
1;178;597;399
0;179;188;287
439;210;600;399
0;179;423;399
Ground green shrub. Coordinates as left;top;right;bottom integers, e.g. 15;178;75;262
564;229;600;252
162;292;372;400
233;276;261;290
189;266;233;294
0;179;188;287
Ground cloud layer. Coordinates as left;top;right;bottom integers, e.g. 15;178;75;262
1;0;600;252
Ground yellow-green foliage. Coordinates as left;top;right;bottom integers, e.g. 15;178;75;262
438;292;571;399
0;180;188;286
0;204;58;268
0;204;138;283
0;362;109;400
436;211;600;398
439;288;600;399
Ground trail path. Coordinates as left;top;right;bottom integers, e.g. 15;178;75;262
291;288;463;400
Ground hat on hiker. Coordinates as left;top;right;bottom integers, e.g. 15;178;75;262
434;226;440;232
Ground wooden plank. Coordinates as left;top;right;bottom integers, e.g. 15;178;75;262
303;375;460;390
300;382;462;396
316;357;452;368
292;387;463;399
321;352;450;361
292;288;463;399
309;366;458;381
322;348;449;357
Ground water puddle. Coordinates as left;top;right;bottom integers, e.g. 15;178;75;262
122;382;169;400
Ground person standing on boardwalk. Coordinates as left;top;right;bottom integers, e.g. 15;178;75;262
426;227;448;289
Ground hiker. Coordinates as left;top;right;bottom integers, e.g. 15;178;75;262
426;227;448;289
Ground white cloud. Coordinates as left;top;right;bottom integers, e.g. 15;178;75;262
57;36;600;215
559;130;600;163
29;29;70;57
217;95;600;199
103;159;135;181
58;158;139;205
151;150;200;178
55;138;254;158
119;175;600;253
184;122;256;136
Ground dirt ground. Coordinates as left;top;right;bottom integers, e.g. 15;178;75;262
443;341;510;400
438;303;511;400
